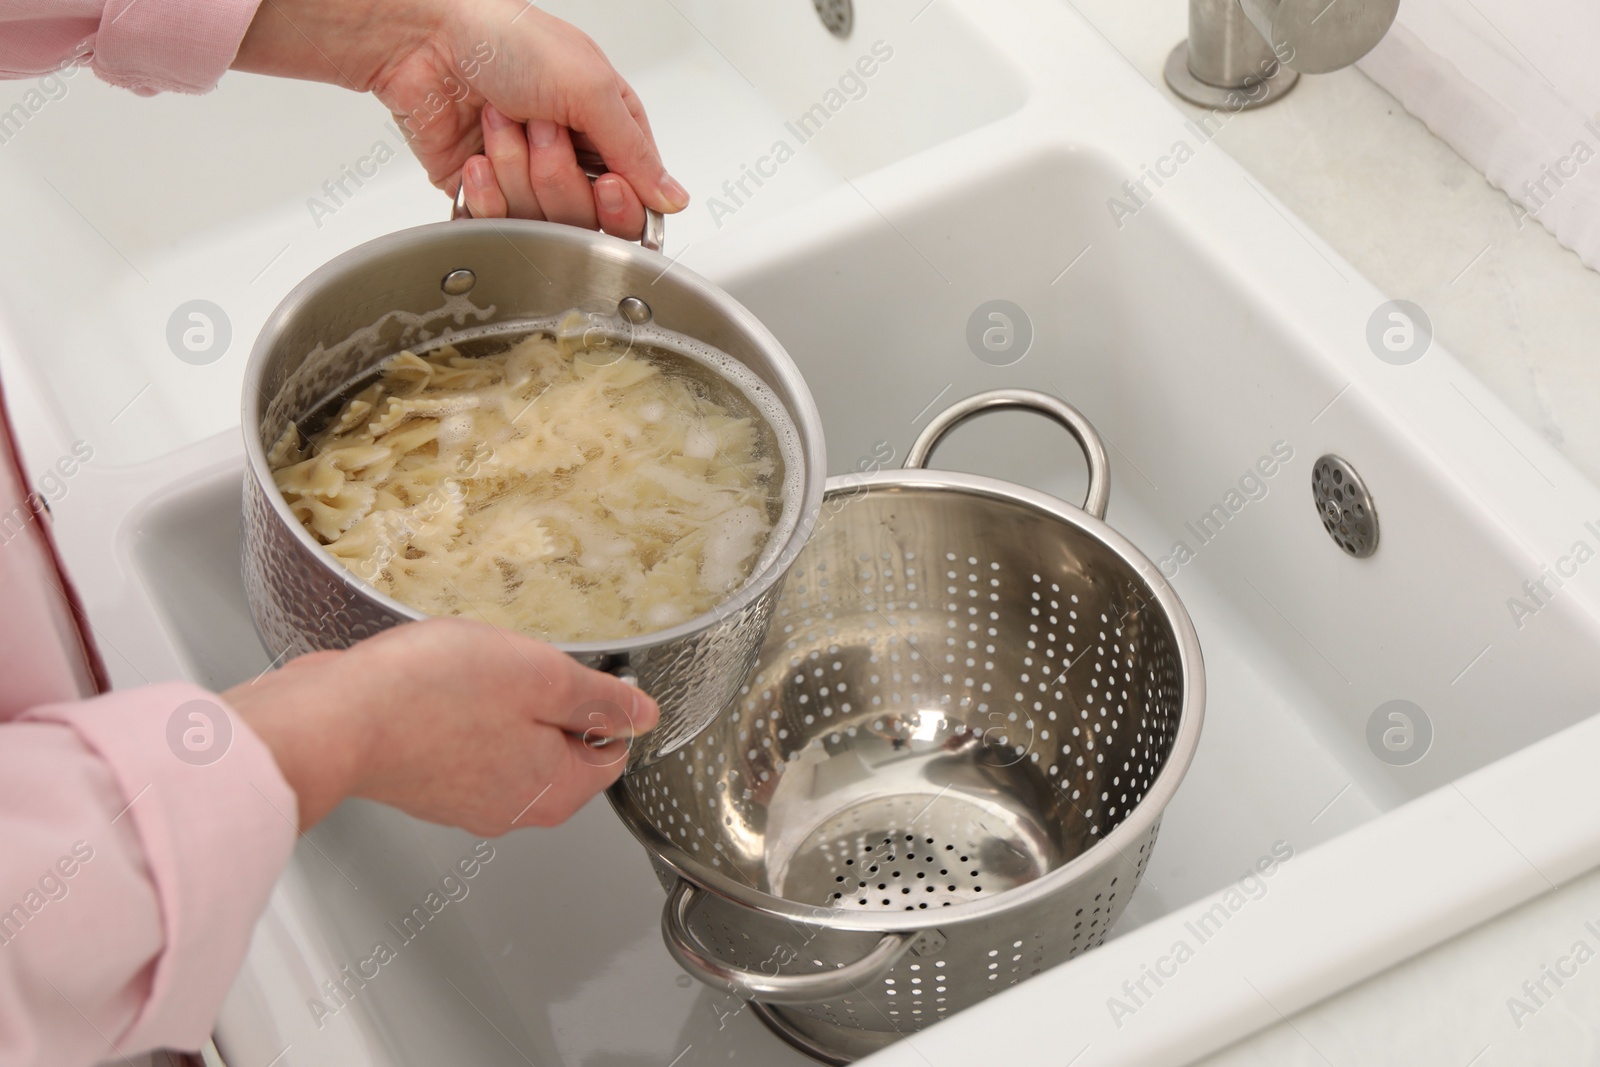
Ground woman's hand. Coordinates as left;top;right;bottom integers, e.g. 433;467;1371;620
233;0;689;237
222;618;659;835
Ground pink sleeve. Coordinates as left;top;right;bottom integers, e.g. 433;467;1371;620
0;0;264;94
0;682;297;1063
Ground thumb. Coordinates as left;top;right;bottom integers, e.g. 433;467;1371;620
537;653;661;741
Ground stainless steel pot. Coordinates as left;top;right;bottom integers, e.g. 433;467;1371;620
240;212;826;768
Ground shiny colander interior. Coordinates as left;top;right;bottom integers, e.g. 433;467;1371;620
621;481;1185;913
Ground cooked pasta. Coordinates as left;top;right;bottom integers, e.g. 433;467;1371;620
270;325;783;642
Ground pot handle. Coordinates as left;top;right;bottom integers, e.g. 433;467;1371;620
905;388;1111;520
451;150;666;254
661;879;919;1004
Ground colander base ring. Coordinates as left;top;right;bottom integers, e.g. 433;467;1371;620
752;1000;893;1065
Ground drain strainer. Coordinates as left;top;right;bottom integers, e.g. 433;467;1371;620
813;0;853;37
1312;454;1379;558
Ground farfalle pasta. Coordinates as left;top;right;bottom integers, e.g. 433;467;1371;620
269;327;783;642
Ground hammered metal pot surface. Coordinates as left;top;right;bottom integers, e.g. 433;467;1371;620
240;219;825;767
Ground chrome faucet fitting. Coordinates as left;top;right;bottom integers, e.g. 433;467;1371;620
1165;0;1400;110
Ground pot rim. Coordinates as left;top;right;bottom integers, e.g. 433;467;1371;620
241;217;827;656
606;466;1207;931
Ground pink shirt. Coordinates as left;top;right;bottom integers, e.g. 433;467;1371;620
0;3;299;1063
0;0;264;94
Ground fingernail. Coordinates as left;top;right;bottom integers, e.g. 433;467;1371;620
527;119;559;148
659;173;690;210
483;103;510;130
632;688;660;731
596;176;624;212
467;156;490;186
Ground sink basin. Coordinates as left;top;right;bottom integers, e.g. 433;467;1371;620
6;0;1600;1064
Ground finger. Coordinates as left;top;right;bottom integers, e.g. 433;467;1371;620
617;76;656;145
593;173;646;241
505;633;661;739
567;79;688;214
511;731;629;827
481;104;544;220
538;659;660;740
286;649;344;670
461;154;508;219
469;622;657;739
525;120;599;229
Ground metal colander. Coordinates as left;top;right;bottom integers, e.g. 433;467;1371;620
608;390;1205;1064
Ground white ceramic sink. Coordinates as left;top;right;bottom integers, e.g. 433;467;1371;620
5;0;1600;1064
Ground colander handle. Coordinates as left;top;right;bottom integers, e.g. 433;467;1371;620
905;388;1111;520
662;880;919;1004
451;150;666;253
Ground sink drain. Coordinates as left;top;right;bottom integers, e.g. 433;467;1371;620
1312;455;1379;558
813;0;853;37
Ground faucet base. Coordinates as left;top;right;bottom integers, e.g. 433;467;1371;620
1163;41;1299;111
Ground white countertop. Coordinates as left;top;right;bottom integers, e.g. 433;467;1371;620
1198;865;1600;1065
1068;0;1600;491
1065;2;1600;1061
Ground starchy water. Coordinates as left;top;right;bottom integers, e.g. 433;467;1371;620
269;312;796;642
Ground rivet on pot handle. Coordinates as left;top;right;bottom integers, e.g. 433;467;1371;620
662;879;919;1004
451;150;666;254
905;388;1111;520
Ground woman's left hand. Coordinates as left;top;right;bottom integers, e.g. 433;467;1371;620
233;0;689;237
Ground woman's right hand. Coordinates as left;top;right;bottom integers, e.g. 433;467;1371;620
223;618;658;835
232;0;688;238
